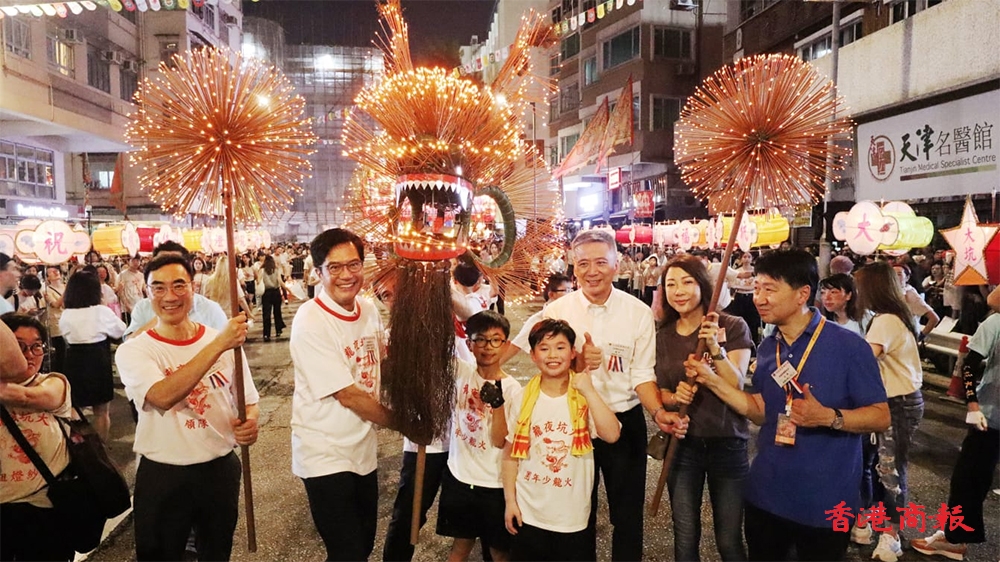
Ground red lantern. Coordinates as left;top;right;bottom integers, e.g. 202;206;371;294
985;226;999;285
615;225;653;246
136;226;158;254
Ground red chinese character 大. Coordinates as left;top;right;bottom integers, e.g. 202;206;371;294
825;501;854;532
898;502;927;533
930;504;974;533
861;502;893;533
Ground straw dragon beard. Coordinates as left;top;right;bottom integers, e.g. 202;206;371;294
381;260;456;446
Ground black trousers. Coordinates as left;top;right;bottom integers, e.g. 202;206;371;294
588;405;647;561
510;523;594;561
45;335;65;375
303;470;379;562
744;501;849;561
0;502;76;561
383;451;448;562
261;288;285;338
945;427;1000;544
725;292;761;347
133;452;241;562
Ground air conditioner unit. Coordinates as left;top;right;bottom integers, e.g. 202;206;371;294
62;29;84;44
221;13;237;26
675;62;695;76
122;59;139;73
103;50;125;65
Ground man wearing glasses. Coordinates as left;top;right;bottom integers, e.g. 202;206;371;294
115;253;259;561
0;253;21;315
289;228;391;562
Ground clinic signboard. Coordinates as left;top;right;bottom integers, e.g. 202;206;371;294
856;89;998;201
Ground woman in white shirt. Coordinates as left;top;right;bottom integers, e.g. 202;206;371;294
819;273;866;336
94;264;121;319
58;270;126;442
852;262;924;560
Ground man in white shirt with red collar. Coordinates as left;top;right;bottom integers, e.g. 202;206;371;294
542;229;685;561
115;253;259;562
290;228;391;562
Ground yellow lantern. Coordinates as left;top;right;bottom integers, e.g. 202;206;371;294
718;213;790;249
91;222;140;257
182;229;205;253
879;202;934;256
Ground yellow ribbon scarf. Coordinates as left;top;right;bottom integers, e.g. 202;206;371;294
510;373;593;459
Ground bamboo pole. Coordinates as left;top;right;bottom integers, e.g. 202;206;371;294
224;186;257;551
648;195;748;516
410;445;427;545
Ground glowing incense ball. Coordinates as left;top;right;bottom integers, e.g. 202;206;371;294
126;47;317;223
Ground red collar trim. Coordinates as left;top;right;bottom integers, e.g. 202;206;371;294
148;324;207;346
315;297;361;322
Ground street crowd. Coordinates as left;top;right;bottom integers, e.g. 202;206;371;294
0;227;997;562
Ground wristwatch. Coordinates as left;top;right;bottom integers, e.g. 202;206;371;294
830;408;844;430
710;347;727;362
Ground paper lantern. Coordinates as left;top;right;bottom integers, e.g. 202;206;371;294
14;220;91;265
248;230;263;250
136;226;159;254
182;229;205;253
615;225;653;246
674;220;699;251
0;232;13;257
717;213;790;250
879;202;934;256
91;222;141;257
941;197;997;286
985;228;999;285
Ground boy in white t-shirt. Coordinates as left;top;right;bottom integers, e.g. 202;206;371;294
501;319;621;561
436;310;522;561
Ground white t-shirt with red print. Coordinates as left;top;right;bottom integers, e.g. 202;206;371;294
447;360;520;488
290;290;386;478
116;324;260;466
506;387;598;533
0;373;72;507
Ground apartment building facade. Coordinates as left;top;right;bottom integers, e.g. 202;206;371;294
0;2;244;228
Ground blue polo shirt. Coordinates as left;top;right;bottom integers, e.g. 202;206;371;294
745;309;886;528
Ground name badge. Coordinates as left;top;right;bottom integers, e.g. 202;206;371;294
771;361;797;388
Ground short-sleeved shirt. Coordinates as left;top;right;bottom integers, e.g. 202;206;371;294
116;324;260;465
0;373;71;507
866;314;922;398
506;386;599;533
655;312;753;439
290;290;386;478
745;309;887;528
447;360;521;488
903;285;934;326
543;289;656;413
969;313;1000;429
124;294;228;338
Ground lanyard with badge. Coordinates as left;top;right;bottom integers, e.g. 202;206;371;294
772;316;826;446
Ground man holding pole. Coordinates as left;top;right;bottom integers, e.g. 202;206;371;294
290;228;390;562
686;249;889;561
115;253;259;561
541;229;687;561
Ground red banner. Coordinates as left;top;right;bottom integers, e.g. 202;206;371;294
634;191;654;218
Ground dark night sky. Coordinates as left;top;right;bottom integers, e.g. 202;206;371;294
242;0;496;63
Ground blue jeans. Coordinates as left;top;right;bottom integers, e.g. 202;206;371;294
667;436;749;561
863;391;923;529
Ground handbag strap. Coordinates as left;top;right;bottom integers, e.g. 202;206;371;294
0;405;59;485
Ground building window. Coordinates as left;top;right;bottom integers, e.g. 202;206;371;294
550;53;561;77
3;18;31;58
121;68;139;102
560;82;580;113
560;133;580;159
603;26;640;70
46;32;75;78
159;39;180;69
651;96;682;132
204;5;216;32
609;93;641;132
891;0;943;24
87;46;111;93
561;33;580;62
549;95;560;121
562;0;578;14
798;20;863;62
0;142;55;200
552;6;562;24
86;153;117;190
582;0;597;11
583;56;598;86
653;27;691;59
119;8;137;24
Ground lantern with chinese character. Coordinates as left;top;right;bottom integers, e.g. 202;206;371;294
15;220;91;265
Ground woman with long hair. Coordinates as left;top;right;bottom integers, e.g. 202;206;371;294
819;273;866;336
58;271;126;442
203;255;253;319
0;313;76;561
259;255;287;341
94;263;121;319
655;254;754;561
851;262;924;561
42;265;66;374
192;257;209;295
642;256;661;307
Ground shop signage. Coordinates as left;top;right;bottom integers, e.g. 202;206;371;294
4;199;82;220
634;190;654;218
856;90;998;201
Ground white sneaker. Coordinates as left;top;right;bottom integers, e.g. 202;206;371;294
851;523;874;545
872;533;902;562
912;530;967;561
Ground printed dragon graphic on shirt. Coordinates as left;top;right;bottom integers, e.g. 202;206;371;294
163;364;231;419
344;336;380;396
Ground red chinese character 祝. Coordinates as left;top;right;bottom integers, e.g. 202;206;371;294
898;502;927;533
930;504;974;533
825;501;854;532
862;502;892;533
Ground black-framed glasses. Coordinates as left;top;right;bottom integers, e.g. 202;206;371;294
149;281;192;298
470;337;507;349
324;260;364;276
18;342;46;356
